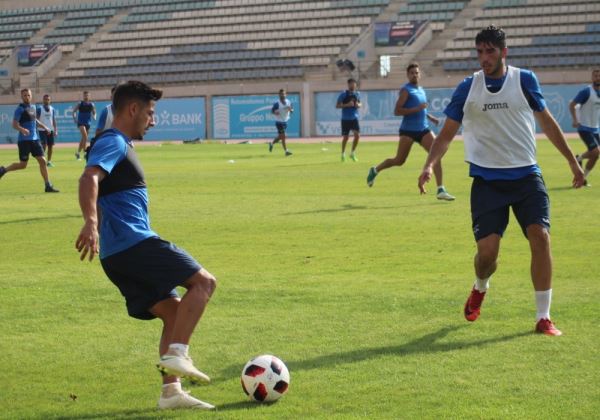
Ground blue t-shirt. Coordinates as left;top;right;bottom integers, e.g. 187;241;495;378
86;129;157;259
399;83;428;131
337;90;361;120
13;103;39;141
96;105;110;132
444;69;546;181
75;101;95;125
573;86;600;133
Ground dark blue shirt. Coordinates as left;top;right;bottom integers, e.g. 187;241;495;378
75;101;95;125
86;129;157;258
444;68;546;181
13;103;39;141
337;90;361;120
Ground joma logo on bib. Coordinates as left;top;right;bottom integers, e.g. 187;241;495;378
482;102;509;111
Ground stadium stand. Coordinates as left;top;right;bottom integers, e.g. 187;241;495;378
0;12;53;64
397;0;471;31
56;0;390;88
0;0;598;92
438;0;600;71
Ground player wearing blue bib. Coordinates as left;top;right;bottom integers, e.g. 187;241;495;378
336;78;361;162
418;26;584;336
73;91;96;160
76;81;216;410
268;89;293;156
37;94;58;167
366;63;455;201
0;89;59;192
568;69;600;186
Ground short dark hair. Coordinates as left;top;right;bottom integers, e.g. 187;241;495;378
406;62;419;73
475;25;506;49
110;85;119;94
113;80;163;113
20;88;30;94
43;94;50;99
279;89;286;94
83;91;89;94
347;78;356;84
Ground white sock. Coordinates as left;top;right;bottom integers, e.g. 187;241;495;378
162;382;182;397
437;185;446;192
535;289;552;321
168;343;189;357
474;276;489;292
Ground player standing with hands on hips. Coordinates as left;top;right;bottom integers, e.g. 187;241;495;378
337;78;361;162
367;62;455;201
568;68;600;186
37;94;58;167
418;26;584;336
76;81;217;410
73;91;96;160
268;89;293;156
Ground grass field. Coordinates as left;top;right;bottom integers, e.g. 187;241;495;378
0;139;598;419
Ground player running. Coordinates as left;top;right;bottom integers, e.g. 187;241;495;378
418;26;584;336
336;78;361;162
95;85;117;137
0;89;59;192
367;63;455;201
37;94;58;167
268;89;293;156
568;68;600;186
73;91;96;160
76;81;216;410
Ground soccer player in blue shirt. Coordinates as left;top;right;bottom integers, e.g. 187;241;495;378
76;81;216;410
568;69;600;186
418;26;584;336
95;85;117;137
336;78;361;162
0;89;59;192
366;63;455;200
73;91;96;160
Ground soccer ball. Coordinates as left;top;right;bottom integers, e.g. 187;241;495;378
241;354;290;402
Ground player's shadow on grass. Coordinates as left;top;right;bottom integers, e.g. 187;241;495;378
218;324;531;388
284;201;439;215
0;214;80;225
546;186;578;192
37;407;161;419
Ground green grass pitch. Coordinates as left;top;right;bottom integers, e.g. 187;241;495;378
0;139;598;419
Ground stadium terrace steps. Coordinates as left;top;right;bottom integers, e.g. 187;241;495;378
40;7;132;91
412;0;486;77
439;0;600;72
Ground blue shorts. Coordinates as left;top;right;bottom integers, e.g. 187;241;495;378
275;122;287;134
341;119;360;136
470;174;550;241
399;129;431;144
38;131;55;146
18;140;44;161
578;130;600;151
100;237;202;320
78;123;91;132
